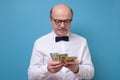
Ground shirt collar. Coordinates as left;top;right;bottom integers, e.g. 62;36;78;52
51;30;70;37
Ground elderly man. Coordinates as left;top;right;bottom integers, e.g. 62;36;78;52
28;4;94;80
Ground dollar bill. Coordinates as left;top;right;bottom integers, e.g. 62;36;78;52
50;53;59;61
66;56;77;62
59;54;68;62
50;53;68;62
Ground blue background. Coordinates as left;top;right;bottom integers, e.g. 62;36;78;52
0;0;120;80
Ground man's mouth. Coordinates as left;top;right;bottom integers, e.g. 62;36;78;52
58;29;67;31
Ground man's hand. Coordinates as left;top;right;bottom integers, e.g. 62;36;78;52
48;61;63;73
64;60;79;73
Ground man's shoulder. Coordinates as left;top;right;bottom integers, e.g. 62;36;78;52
35;32;52;43
70;33;87;45
70;32;86;41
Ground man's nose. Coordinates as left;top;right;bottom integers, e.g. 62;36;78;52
60;22;66;28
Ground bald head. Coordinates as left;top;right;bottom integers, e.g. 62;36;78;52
50;4;73;20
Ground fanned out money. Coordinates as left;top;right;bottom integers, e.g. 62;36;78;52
50;53;77;62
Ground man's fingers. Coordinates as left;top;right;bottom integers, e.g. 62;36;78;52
50;61;62;66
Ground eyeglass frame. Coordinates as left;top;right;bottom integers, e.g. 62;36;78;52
51;16;72;26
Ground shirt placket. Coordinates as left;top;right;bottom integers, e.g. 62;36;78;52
61;41;66;53
60;41;67;80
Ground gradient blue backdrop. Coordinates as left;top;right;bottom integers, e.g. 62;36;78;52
0;0;120;80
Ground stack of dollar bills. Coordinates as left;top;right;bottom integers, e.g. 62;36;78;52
50;53;77;62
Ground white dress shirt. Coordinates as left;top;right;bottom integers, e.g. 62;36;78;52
28;31;94;80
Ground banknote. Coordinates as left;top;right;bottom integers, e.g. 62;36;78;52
50;53;77;62
66;56;77;62
50;53;59;61
59;54;68;62
50;53;68;62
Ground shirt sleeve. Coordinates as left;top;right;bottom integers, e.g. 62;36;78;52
75;39;94;79
28;41;52;80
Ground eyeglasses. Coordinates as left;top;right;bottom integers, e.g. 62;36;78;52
51;17;72;26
